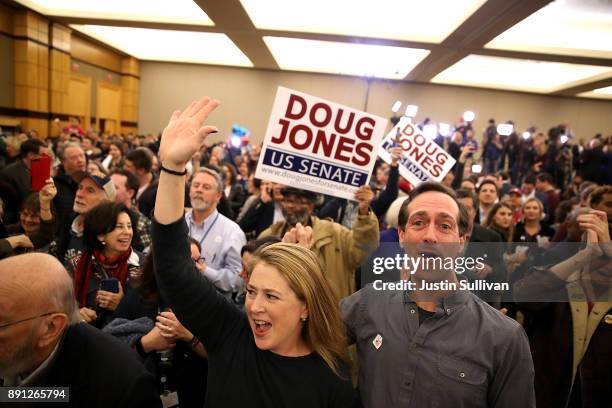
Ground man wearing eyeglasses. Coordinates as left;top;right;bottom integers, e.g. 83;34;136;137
259;186;379;299
0;253;161;407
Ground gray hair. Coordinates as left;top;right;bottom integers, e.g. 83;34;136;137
48;272;81;325
192;167;223;193
58;142;84;162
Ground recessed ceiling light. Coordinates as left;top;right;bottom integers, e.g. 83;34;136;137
263;36;429;79
70;25;252;67
486;0;612;58
577;85;612;99
242;0;486;43
432;55;612;93
15;0;213;25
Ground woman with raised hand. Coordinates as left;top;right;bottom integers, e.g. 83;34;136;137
151;97;356;407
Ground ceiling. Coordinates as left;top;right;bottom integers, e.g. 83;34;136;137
7;0;612;99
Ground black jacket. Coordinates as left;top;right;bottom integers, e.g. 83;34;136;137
53;168;78;234
238;200;276;238
26;323;161;408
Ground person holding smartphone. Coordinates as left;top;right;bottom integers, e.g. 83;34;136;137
151;97;357;407
66;202;141;327
0;180;56;259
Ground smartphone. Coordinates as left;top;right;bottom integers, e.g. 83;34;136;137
100;278;119;293
31;155;51;192
471;164;482;174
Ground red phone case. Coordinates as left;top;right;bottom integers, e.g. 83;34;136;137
31;155;51;192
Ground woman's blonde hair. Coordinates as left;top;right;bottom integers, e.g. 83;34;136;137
522;197;544;220
249;243;349;378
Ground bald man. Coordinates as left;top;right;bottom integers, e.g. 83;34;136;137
0;253;161;407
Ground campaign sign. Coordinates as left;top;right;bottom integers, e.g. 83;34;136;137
255;87;387;200
378;117;455;187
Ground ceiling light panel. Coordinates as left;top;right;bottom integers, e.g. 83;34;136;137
431;55;612;93
263;37;429;79
15;0;213;25
486;0;612;58
241;0;486;43
577;85;612;99
70;25;252;67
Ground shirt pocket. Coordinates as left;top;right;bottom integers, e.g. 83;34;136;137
435;355;488;407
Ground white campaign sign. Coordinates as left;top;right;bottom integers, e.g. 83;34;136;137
378;117;455;187
255;86;387;200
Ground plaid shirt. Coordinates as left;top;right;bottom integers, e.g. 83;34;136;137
133;208;152;252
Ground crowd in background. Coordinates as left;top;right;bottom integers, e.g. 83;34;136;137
0;113;611;408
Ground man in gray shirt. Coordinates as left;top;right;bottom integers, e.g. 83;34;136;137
341;182;535;408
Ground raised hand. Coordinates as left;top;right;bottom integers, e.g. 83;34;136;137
39;178;57;204
389;147;403;166
158;97;220;169
355;185;375;215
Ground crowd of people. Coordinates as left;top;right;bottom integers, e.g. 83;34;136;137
0;100;610;408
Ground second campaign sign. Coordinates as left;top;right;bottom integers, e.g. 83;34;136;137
255;87;387;200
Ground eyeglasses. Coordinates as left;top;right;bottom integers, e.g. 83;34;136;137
0;312;61;329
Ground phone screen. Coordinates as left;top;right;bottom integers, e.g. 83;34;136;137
31;155;51;192
100;278;119;293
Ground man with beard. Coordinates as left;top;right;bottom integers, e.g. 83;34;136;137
341;182;535;408
259;186;379;299
0;253;161;407
186;168;246;297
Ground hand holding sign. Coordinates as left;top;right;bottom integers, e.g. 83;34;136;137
459;143;475;164
355;185;375;215
390;147;403;167
159;97;219;169
378;118;455;187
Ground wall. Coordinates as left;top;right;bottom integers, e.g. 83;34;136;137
139;62;612;144
0;4;140;138
0;33;14;108
70;60;121;116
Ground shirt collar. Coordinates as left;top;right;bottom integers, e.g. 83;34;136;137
403;284;469;316
4;331;64;387
187;209;219;227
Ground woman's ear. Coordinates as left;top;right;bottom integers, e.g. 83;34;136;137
300;304;309;322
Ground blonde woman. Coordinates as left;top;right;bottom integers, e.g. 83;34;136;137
513;197;554;244
151;97;357;407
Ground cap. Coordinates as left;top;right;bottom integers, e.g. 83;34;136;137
508;187;522;196
281;187;317;202
75;171;116;201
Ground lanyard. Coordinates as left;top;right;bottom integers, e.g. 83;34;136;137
190;212;220;249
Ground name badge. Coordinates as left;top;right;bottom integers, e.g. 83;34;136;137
372;334;383;350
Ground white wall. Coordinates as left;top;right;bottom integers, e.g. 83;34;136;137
139;61;612;144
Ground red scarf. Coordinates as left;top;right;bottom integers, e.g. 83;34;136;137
74;248;132;307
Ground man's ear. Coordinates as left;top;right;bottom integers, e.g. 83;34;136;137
37;313;68;348
307;202;315;215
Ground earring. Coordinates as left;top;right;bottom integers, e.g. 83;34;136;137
101;241;106;246
301;317;308;322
